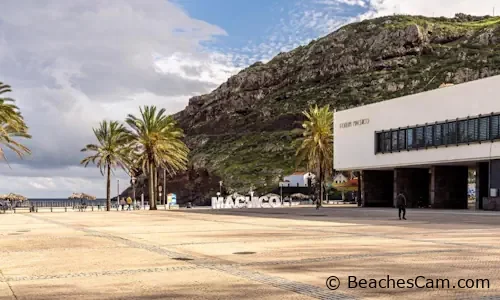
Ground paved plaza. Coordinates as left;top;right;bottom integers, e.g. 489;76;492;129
1;207;500;299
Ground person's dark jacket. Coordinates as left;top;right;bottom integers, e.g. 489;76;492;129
396;193;407;207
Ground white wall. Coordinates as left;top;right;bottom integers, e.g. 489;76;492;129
283;173;316;187
334;75;500;170
283;175;304;187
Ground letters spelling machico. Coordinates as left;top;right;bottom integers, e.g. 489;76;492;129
211;196;282;209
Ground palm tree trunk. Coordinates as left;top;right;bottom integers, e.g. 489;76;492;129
148;161;156;210
319;156;324;207
106;164;111;211
154;166;158;208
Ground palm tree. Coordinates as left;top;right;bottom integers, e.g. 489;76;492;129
80;120;131;211
0;82;31;162
296;104;333;206
126;106;189;210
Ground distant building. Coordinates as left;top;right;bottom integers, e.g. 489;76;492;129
281;172;316;187
333;173;348;184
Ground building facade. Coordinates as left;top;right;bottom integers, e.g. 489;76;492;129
333;173;348;184
333;75;500;209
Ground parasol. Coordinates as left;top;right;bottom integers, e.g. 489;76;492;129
1;193;27;202
264;193;280;198
290;193;309;199
68;192;97;201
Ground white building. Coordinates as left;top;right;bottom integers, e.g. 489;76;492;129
333;173;348;184
333;75;500;210
281;172;316;187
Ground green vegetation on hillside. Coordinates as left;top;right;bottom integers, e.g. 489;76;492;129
174;13;500;199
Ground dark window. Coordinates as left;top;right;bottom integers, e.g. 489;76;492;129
434;124;442;146
376;113;500;154
467;118;478;142
479;117;490;141
377;133;384;153
448;121;457;144
458;120;467;143
398;129;406;150
415;127;424;148
407;128;414;149
392;131;398;150
425;125;433;146
443;123;449;145
384;132;391;152
492;115;500;139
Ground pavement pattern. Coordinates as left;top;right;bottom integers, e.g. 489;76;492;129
1;207;500;299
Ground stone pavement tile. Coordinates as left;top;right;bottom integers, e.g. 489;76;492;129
175;235;456;265
416;235;500;248
0;234;123;253
0;247;190;278
129;230;348;247
0;283;14;300
240;249;499;300
8;268;313;300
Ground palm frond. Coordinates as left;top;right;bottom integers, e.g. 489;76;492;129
0;84;31;162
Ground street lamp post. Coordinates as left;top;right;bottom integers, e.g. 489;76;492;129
279;182;283;205
117;179;120;211
158;185;163;208
219;181;223;195
163;169;166;205
131;175;136;210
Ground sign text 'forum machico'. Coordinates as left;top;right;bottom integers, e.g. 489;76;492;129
211;195;282;209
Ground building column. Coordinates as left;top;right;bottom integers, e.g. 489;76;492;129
430;166;436;207
393;170;398;207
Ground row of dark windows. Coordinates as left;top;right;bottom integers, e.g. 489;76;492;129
375;114;500;154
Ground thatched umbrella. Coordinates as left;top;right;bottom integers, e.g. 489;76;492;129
291;193;309;199
2;193;27;202
68;192;96;201
264;193;280;198
69;192;97;210
0;193;28;209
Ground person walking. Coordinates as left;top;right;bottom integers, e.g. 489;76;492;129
126;197;132;211
120;198;126;211
396;191;407;220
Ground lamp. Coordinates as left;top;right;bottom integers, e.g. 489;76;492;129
158;185;162;206
131;174;137;209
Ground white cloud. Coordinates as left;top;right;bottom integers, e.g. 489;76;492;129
154;52;240;85
0;0;234;198
365;0;498;18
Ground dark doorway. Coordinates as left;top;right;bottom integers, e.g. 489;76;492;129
395;168;430;208
362;170;394;207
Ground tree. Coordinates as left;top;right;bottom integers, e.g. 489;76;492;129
126;106;189;210
80;120;131;211
0;82;31;162
296;104;333;206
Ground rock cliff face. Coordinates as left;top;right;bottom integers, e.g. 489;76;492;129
150;14;500;204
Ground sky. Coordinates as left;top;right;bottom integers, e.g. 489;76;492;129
0;0;498;198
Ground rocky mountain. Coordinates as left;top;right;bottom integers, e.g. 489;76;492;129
125;14;500;205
